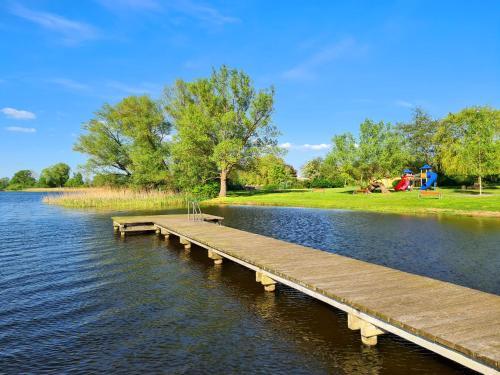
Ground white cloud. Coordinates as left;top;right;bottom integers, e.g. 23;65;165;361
280;142;331;151
106;81;161;95
283;37;366;81
97;0;238;25
395;100;415;108
97;0;161;11
1;107;36;120
10;4;99;45
49;78;91;91
5;126;37;133
302;143;330;150
169;0;240;25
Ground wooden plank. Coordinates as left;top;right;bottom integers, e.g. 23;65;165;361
111;214;500;373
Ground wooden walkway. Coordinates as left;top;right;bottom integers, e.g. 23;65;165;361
112;215;500;374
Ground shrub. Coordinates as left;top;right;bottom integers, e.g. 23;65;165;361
191;182;220;199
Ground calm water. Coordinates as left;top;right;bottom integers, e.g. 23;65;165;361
1;193;499;374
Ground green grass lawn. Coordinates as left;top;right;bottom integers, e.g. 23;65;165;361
206;187;500;217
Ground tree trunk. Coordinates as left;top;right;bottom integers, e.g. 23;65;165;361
219;170;228;197
478;175;482;196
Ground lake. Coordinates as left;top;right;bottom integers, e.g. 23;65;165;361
1;192;499;374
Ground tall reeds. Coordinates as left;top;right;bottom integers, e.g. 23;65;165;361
43;188;188;210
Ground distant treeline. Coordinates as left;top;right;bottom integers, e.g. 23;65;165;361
301;107;499;192
2;66;498;195
0;164;85;191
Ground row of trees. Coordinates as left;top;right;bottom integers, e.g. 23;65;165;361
1;164;84;191
2;66;497;196
301;107;500;193
73;65;278;197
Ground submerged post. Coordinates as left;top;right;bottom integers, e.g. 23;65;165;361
208;249;223;265
348;313;384;345
180;237;191;250
256;271;276;292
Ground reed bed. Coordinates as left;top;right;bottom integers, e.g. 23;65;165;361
43;188;188;210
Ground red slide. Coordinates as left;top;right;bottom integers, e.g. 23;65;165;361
394;176;409;191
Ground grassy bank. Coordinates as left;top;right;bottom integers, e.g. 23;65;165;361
43;188;187;210
206;187;500;218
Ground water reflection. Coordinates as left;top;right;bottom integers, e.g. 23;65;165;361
0;193;494;373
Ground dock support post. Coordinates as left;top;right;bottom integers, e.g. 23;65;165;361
256;271;276;292
159;228;170;241
348;313;384;345
113;222;119;233
180;237;191;250
208;250;223;265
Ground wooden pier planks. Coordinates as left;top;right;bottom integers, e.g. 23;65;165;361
112;215;500;373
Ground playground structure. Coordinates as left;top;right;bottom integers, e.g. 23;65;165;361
355;165;439;195
394;169;414;191
353;180;390;194
419;164;438;190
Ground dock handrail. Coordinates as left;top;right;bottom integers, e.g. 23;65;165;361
187;200;203;221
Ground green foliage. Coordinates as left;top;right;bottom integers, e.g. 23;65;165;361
39;163;71;187
165;65;278;196
309;178;338;188
436;106;500;193
191;182;220;200
0;177;9;190
317;119;411;186
9;170;36;189
357;119;411;181
397;107;439;168
74;95;171;188
235;155;295;189
301;157;323;180
323;133;358;185
92;173;129;187
65;172;85;187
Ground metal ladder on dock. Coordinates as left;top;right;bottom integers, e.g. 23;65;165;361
187;200;203;221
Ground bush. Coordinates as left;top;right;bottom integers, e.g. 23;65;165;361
262;184;279;191
310;178;335;188
5;183;24;191
191;182;220;199
92;173;129;187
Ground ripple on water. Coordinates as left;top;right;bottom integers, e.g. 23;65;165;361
0;193;495;374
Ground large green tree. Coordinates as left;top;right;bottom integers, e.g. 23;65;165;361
39;163;71;187
165;65;277;196
10;170;36;188
236;155;294;188
397;107;439;168
436;106;500;194
301;157;323;180
357;119;410;182
323;133;359;185
74;95;171;188
65;172;85;187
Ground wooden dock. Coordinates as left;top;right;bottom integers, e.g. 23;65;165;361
112;214;500;374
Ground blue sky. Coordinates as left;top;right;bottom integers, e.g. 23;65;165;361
1;0;499;178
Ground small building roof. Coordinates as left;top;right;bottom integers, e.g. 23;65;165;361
420;164;432;170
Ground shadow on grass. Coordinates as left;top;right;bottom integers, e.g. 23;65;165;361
227;189;310;197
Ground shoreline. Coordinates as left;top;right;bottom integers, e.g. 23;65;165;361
204;200;500;218
7;187;498;219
